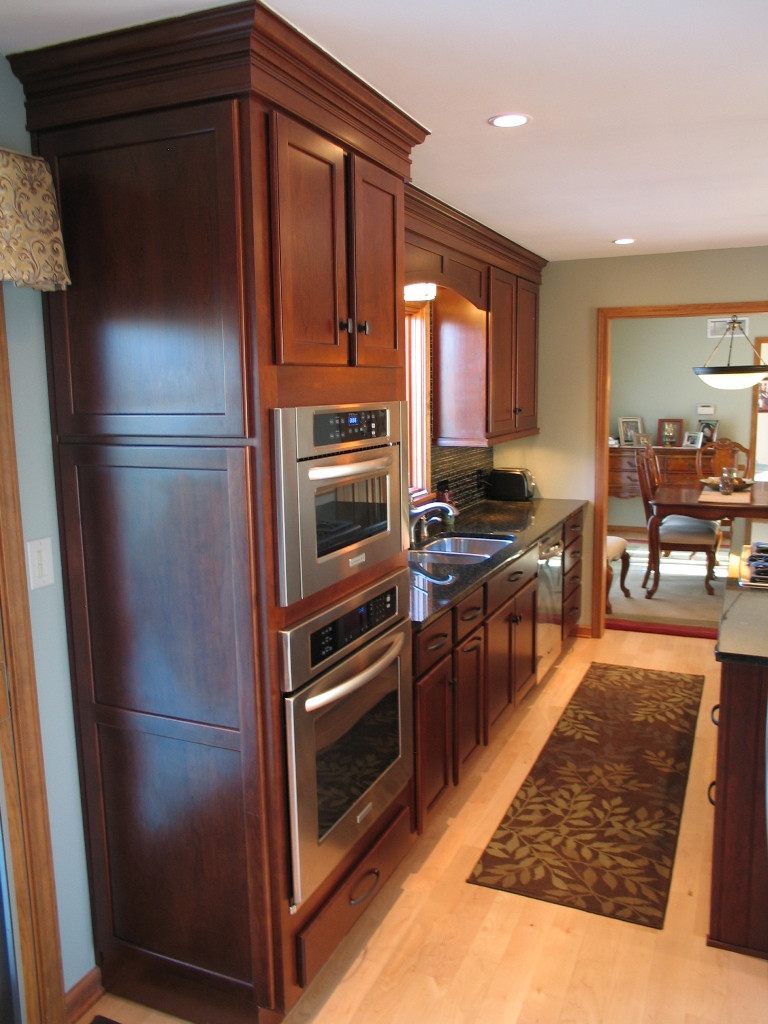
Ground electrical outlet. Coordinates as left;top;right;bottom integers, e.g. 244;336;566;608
26;537;54;590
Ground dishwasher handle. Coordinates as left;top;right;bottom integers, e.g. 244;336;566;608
539;539;564;561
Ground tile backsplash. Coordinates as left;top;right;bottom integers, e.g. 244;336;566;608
431;446;493;511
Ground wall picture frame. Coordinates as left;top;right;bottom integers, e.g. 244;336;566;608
698;418;719;443
657;418;683;446
682;430;703;449
618;417;644;446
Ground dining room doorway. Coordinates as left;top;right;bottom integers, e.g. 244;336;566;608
594;301;768;638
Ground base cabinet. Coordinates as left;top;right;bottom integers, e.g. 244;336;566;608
486;577;537;737
708;661;768;959
562;506;584;643
413;546;538;829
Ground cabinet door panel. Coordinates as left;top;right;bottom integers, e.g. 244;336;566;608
512;579;538;705
485;600;515;737
60;445;251;727
353;156;404;367
42;102;244;437
272;113;349;365
453;628;485;783
487;267;516;437
99;724;252;983
515;277;539;434
414;656;453;830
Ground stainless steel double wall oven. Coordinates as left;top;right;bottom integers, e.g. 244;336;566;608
273;403;412;911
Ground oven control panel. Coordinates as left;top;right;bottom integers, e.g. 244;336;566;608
313;407;388;447
310;587;398;667
278;569;409;692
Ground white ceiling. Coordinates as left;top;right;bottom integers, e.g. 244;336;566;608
3;0;768;262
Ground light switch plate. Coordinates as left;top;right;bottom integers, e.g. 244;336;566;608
26;536;54;590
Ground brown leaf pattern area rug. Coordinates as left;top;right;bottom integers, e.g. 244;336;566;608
469;662;704;928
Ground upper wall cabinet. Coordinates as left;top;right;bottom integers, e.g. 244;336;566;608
405;186;546;447
40;102;246;439
272;113;404;368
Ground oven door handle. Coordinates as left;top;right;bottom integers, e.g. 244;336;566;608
307;454;393;482
304;632;405;713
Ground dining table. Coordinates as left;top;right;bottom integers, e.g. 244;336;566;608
646;480;768;598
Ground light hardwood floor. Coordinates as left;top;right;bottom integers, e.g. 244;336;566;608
80;631;768;1024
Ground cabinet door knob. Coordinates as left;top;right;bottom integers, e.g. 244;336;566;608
357;320;371;335
339;318;354;334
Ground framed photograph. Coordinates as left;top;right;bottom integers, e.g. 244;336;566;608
657;418;683;446
631;430;651;446
682;430;703;449
618;417;644;446
698;418;719;443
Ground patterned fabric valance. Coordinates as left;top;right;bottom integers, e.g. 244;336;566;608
0;147;70;291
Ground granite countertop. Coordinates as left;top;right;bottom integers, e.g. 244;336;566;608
410;497;586;628
717;583;768;664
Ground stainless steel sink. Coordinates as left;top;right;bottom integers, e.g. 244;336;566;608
408;535;515;564
420;536;515;557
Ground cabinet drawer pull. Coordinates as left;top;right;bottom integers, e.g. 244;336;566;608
506;570;524;583
348;867;380;907
711;703;720;726
461;637;483;653
460;607;483;622
425;633;450;652
512;613;523;625
707;781;716;806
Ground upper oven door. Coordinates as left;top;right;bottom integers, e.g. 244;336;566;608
274;404;407;606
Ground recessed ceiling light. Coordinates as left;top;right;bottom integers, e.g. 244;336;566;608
614;238;635;246
488;113;529;128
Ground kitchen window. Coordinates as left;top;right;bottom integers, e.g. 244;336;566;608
405;301;432;498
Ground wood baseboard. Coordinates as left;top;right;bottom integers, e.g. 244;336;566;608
66;966;103;1024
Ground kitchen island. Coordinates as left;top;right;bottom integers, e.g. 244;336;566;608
709;582;768;959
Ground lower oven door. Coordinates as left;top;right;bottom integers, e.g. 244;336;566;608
284;617;413;910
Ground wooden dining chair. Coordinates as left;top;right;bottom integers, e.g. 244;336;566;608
695;437;753;479
635;444;718;597
695;438;753;549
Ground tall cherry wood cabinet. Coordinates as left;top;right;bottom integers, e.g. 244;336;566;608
10;4;426;1021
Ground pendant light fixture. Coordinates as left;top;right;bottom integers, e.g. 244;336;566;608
693;314;768;390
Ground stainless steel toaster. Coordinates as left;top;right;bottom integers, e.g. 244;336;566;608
487;468;535;501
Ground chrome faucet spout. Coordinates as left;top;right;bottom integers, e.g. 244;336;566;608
409;499;459;545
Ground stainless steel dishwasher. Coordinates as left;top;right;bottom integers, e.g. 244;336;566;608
537;529;564;682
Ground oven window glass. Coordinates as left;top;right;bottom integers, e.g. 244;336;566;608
313;675;400;841
315;473;388;558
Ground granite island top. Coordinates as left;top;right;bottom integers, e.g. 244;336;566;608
717;583;768;665
410;497;586;628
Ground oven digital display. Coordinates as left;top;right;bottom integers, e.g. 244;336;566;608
310;587;397;666
313;408;388;447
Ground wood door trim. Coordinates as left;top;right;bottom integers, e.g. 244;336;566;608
593;300;768;637
0;289;67;1024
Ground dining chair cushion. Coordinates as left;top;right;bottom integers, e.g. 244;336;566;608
658;515;718;545
605;535;628;561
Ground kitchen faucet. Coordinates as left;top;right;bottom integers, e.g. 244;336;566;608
408;499;459;546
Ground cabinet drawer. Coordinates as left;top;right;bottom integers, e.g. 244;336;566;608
564;558;584;600
563;538;583;578
413;609;453;677
296;804;412;986
454;587;486;641
486;547;538;615
563;586;582;638
563;506;584;548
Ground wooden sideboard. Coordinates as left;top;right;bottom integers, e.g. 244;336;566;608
608;446;711;498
